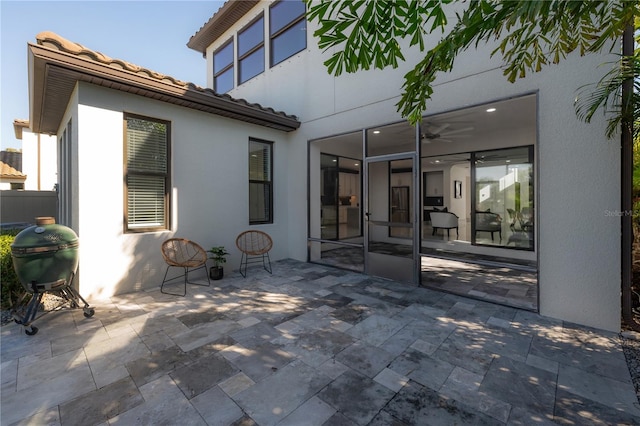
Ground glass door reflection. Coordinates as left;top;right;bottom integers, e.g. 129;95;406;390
365;156;417;284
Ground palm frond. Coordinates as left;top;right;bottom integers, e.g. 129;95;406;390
574;52;640;138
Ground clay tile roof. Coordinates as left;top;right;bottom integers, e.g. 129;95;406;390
188;1;259;54
0;161;26;180
37;31;192;87
29;31;300;134
13;119;29;140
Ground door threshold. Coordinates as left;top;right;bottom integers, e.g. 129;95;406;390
420;249;537;273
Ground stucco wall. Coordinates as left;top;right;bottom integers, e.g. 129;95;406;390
43;3;622;331
208;4;621;331
21;130;57;191
69;82;292;299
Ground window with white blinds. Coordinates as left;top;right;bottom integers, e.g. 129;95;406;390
124;114;170;232
249;139;273;224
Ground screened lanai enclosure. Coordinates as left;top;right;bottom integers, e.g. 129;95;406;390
308;94;538;311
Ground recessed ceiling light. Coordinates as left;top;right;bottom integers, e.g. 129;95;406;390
354;163;359;166
332;159;337;162
486;108;496;112
373;130;381;134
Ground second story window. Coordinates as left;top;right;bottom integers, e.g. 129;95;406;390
270;0;306;67
239;15;265;84
213;39;234;93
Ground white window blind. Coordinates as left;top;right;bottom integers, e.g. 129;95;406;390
249;139;273;224
125;116;169;231
127;175;166;229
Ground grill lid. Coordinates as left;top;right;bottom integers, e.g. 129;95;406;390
10;217;79;255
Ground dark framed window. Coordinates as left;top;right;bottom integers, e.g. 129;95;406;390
249;139;273;224
471;146;534;250
124;114;170;232
239;15;265;83
269;0;306;66
58;119;73;226
213;39;234;93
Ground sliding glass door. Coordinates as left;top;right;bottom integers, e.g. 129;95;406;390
320;153;361;240
472;146;534;249
320;153;339;240
365;154;419;284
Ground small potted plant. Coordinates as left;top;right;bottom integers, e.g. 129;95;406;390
208;246;229;280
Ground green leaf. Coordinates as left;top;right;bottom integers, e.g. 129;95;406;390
306;0;639;135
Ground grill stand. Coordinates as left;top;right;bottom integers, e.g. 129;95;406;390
11;273;94;336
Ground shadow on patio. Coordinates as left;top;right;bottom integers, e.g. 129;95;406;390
1;259;638;425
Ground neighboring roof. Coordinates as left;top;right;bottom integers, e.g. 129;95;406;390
13;119;29;140
0;161;26;180
0;151;22;172
187;1;259;54
29;31;300;135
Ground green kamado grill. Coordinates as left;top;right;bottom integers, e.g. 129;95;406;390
10;217;94;335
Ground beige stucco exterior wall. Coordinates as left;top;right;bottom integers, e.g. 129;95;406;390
41;2;621;331
204;2;621;331
63;82;292;299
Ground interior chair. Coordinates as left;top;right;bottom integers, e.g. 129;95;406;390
430;211;459;238
160;238;210;296
519;207;533;231
475;211;503;241
506;208;518;232
236;230;273;277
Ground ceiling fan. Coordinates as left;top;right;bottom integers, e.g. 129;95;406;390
474;153;507;164
421;123;474;143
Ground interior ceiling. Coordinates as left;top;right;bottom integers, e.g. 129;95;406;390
423;153;470;166
314;94;536;157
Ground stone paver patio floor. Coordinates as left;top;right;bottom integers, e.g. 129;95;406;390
1;259;639;425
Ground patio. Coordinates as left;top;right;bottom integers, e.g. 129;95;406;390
1;259;638;425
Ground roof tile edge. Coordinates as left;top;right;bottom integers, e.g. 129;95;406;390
34;31;299;123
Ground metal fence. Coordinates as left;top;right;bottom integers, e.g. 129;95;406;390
1;191;57;229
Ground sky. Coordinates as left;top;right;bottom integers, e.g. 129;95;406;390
0;0;225;150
